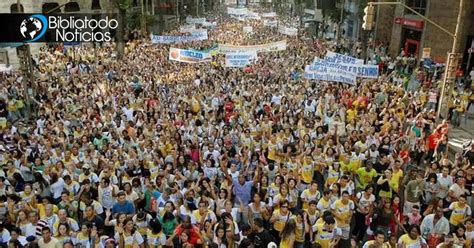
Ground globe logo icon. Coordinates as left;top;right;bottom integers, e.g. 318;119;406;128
19;15;47;42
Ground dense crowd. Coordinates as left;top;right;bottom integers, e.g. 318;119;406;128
0;6;474;248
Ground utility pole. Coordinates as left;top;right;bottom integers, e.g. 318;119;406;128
366;1;463;119
336;0;345;42
438;0;464;119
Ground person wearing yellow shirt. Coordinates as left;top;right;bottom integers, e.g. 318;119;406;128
363;230;389;248
299;156;315;185
300;182;320;210
356;163;377;190
330;191;354;240
190;200;217;228
294;211;310;247
147;219;167;247
398;224;427;247
317;190;333;215
269;200;294;237
346;107;357;123
314;216;341;248
391;161;404;193
448;195;472;227
279;218;296;248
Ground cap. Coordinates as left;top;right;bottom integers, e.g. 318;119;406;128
83;164;91;169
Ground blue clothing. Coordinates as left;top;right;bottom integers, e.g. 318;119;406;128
111;201;136;215
232;179;253;205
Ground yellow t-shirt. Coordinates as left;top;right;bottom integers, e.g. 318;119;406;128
146;230;166;247
301;189;319;210
391;169;403;192
449;202;471;226
331;200;354;228
398;234;426;247
315;224;338;248
300;162;314;184
295;221;305;242
280;234;294;248
272;210;294;232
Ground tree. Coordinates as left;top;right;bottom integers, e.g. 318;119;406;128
114;0;133;59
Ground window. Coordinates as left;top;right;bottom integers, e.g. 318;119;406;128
405;0;427;15
10;4;24;13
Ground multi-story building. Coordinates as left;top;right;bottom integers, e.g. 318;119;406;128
373;0;474;71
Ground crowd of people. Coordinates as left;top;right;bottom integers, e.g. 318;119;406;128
0;5;474;248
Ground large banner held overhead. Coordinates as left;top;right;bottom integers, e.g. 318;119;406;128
180;24;196;33
169;48;212;63
305;59;357;85
186;17;206;24
150;30;208;44
324;51;364;64
225;51;258;68
227;7;249;16
261;12;277;18
263;20;278;27
304;71;356;85
218;40;287;54
278;26;298;36
316;51;379;78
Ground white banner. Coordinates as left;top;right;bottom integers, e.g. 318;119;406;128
225;51;258;68
261;12;277;18
179;24;196;33
263;20;278;27
169;48;212;63
243;26;253;33
218;40;287;54
186;17;206;24
150;30;208;43
227;7;249;16
305;59;357;85
317;51;378;78
278;26;298;36
324;51;364;64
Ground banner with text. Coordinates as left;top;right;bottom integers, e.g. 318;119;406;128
305;59;357;85
278;26;298;36
169;48;212;63
150;30;208;44
227;7;249;16
264;20;278;27
186;17;206;25
218;40;287;54
261;12;277;18
225;51;258;67
323;51;364;64
180;24;196;33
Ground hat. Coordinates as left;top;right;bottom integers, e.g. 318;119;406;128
83;164;91;170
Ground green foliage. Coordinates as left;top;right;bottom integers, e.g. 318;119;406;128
115;0;133;11
325;8;350;23
126;9;156;30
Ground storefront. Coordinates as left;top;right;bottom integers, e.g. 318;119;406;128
395;17;424;56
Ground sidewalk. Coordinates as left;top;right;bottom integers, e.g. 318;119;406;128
447;107;474;155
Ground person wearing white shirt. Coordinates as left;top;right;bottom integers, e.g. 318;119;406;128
420;207;450;240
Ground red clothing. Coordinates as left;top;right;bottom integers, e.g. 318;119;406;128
427;132;441;150
175;225;201;245
390;203;403;235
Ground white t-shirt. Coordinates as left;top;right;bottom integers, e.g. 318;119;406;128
50;178;65;199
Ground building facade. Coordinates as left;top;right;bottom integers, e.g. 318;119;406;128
373;0;474;69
